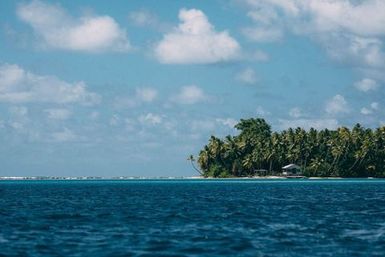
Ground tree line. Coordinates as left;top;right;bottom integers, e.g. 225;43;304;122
189;118;385;178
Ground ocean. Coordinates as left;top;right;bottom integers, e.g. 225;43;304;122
1;179;385;256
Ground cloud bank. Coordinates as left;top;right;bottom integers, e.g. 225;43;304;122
242;0;385;70
0;63;100;104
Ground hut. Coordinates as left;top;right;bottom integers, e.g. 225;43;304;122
282;164;302;176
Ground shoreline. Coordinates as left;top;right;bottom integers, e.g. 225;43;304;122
0;176;382;181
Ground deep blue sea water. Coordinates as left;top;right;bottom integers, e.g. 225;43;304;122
1;179;385;256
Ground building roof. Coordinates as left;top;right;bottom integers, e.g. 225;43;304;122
282;164;301;170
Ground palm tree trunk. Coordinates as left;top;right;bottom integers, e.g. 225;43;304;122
190;161;203;176
269;159;273;174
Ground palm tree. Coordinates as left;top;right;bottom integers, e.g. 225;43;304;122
198;146;210;174
187;155;203;176
194;118;385;178
242;154;254;175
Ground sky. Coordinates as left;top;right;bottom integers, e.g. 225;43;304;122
0;0;384;177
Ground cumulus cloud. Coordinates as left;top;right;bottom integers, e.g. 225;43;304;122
89;111;99;120
242;27;283;42
109;114;120;126
361;101;379;115
51;128;76;142
371;102;379;110
6;106;31;135
9;106;28;117
154;8;240;64
216;118;238;129
354;78;379;92
256;106;270;117
129;10;158;26
114;87;157;109
245;0;385;37
325;94;349;115
279;118;339;130
17;0;131;52
45;109;72;120
242;0;385;69
360;107;372;115
236;68;258;84
0;63;100;104
190;120;216;132
128;9;170;32
288;107;303;118
0;64;99;104
138;113;162;125
135;88;157;102
172;85;206;104
252;50;270;62
300;0;385;37
320;35;385;68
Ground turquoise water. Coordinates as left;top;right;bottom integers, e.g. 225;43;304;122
1;179;385;256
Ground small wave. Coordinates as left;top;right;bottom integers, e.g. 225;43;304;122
0;235;9;243
343;225;385;241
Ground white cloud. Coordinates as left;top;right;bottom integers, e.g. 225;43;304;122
246;3;282;24
242;2;285;43
216;118;238;129
154;8;240;64
302;0;385;37
321;35;385;68
244;0;385;37
114;87;158;109
256;106;270;117
128;10;170;32
17;0;131;52
325;94;349;115
252;50;270;62
138;113;162;125
89;111;99;120
51;128;76;142
109;114;120;126
242;0;385;69
45;109;72;120
371;102;379;110
129;10;158;27
360;107;372;115
242;27;283;42
279;118;339;130
236;68;258;84
9;122;24;131
9;106;28;117
124;118;136;131
0;63;100;104
135;88;157;102
7;106;30;134
361;101;379;115
288;107;303;118
113;97;137;109
354;78;379;92
172;85;206;104
190;120;215;132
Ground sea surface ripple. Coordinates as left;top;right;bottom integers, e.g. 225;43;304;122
1;179;385;256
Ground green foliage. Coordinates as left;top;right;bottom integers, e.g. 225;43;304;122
206;164;231;178
197;118;385;178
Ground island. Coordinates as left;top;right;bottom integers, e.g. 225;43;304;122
189;118;385;178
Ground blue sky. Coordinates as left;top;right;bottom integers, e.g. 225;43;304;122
0;0;384;177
